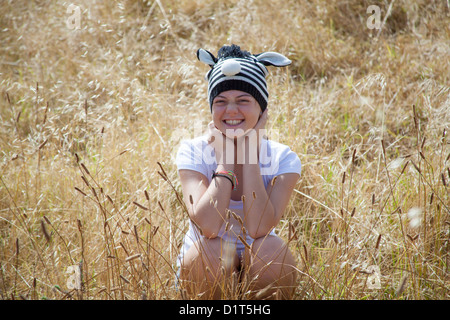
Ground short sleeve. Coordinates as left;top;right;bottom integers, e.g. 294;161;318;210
260;140;301;187
276;148;301;176
175;139;211;178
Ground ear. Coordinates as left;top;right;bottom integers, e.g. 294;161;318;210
255;52;291;67
197;48;217;67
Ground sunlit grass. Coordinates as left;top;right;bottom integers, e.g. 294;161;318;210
0;0;448;300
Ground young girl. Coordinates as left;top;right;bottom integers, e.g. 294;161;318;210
175;44;301;299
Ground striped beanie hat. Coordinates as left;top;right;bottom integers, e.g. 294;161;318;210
197;44;291;112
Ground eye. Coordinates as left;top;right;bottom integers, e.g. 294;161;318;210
238;98;251;104
213;99;226;106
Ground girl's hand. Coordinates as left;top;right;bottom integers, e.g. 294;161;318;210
236;110;268;164
207;121;234;166
253;109;268;142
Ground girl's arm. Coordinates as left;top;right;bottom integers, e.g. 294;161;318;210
240;110;299;238
242;164;299;239
178;166;233;239
178;122;235;238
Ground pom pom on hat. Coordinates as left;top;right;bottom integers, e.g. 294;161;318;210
221;59;241;76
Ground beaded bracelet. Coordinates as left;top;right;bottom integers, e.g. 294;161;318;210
212;170;238;191
212;172;233;189
217;170;238;190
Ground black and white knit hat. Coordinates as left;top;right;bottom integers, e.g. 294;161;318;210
197;45;291;112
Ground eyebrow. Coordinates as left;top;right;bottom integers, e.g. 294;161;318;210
215;93;252;99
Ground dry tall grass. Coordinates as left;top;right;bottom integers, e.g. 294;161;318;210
0;0;448;300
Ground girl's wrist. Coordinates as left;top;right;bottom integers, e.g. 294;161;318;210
217;163;234;172
212;170;238;191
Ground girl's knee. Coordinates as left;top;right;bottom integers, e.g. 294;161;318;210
180;237;240;299
250;235;292;261
245;235;297;299
181;237;239;278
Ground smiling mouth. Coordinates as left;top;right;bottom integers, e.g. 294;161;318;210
224;119;244;126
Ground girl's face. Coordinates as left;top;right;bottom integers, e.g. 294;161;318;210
211;90;261;138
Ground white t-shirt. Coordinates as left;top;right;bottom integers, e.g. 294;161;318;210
175;135;301;265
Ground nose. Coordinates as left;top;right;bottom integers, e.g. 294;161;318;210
225;102;239;114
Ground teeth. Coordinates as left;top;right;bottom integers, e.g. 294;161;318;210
225;120;243;125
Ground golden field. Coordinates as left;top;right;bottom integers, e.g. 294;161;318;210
0;0;448;299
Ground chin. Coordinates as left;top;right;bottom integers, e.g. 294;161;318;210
223;127;253;139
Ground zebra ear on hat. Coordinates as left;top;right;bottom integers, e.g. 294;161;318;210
255;52;291;67
197;48;217;67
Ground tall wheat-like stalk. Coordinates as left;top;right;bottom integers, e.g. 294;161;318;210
0;0;448;300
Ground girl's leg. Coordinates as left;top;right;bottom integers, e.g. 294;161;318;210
180;237;239;299
244;235;297;299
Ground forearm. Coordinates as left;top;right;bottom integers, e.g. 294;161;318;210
242;164;276;238
191;164;234;238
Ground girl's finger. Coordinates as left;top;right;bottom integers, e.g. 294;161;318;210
255;109;268;130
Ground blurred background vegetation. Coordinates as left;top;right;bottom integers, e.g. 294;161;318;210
0;0;448;299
